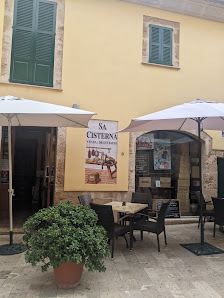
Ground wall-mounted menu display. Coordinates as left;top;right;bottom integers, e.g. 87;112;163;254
1;128;9;183
135;151;149;175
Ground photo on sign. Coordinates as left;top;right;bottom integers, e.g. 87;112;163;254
154;139;171;170
85;120;118;184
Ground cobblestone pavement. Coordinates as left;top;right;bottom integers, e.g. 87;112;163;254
0;223;224;298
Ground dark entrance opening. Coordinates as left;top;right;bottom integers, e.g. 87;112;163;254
217;157;224;198
135;130;200;216
0;127;56;227
14;136;38;210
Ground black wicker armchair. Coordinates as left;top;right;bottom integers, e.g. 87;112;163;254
195;192;214;227
212;198;224;239
122;192;156;223
90;203;130;259
133;202;170;252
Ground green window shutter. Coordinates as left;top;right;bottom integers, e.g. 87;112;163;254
10;0;35;84
161;27;172;66
34;0;57;87
149;25;161;65
10;0;57;87
149;25;173;66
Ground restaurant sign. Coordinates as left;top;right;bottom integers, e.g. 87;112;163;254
85;120;118;184
136;133;154;150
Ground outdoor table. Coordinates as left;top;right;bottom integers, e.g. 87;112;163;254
105;201;148;250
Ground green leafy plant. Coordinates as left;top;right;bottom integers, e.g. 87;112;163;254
22;201;110;272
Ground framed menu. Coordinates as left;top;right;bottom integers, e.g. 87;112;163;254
135;151;149;176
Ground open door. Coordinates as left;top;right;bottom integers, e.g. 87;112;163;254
0;127;15;219
42;128;56;208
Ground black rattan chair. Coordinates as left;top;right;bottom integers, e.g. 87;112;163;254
122;192;155;223
132;192;156;217
90;203;130;259
212;198;224;239
195;192;214;227
121;192;156;241
78;194;92;209
133;202;170;252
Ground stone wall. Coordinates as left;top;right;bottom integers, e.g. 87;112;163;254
122;0;224;24
201;131;224;202
54;128;224;208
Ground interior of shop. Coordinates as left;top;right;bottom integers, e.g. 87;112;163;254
0;127;56;224
135;130;200;216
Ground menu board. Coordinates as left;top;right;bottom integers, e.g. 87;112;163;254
156;200;180;218
135;152;149;175
1;129;9;183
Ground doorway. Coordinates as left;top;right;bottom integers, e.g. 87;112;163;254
134;130;199;216
13;138;38;210
0;127;56;223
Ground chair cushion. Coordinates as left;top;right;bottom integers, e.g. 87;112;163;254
113;223;130;238
203;210;215;217
148;211;157;217
134;219;162;234
123;213;142;223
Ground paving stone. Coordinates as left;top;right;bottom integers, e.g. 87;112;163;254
0;223;223;298
0;270;11;279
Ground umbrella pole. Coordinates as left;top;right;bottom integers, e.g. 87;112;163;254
197;118;204;244
8;118;14;245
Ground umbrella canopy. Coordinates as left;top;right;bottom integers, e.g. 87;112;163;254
121;99;224;253
122;99;224;132
0;95;96;127
0;95;96;248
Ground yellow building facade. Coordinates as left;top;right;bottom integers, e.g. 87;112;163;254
1;0;224;215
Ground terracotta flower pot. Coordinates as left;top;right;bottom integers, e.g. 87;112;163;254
53;261;84;289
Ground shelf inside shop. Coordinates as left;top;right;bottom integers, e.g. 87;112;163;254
147;172;172;175
148;186;174;189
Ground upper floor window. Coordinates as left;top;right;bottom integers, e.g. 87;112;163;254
10;0;57;87
142;16;180;69
149;25;172;66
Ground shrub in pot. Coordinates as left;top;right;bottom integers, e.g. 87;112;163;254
22;201;110;288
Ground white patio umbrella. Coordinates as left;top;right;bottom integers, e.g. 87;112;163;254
0;95;96;249
121;99;224;255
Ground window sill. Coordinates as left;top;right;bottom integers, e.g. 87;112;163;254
141;62;181;70
0;80;63;91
